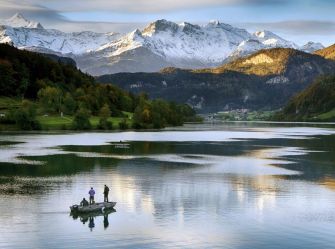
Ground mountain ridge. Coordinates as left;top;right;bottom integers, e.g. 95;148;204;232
97;47;335;112
0;13;325;75
315;43;335;60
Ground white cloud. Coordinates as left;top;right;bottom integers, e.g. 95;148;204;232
0;0;334;46
3;0;288;14
0;0;66;22
237;20;335;46
239;20;335;35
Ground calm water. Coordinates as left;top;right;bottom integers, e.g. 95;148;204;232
1;123;335;249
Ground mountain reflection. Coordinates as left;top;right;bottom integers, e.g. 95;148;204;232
1;126;335;248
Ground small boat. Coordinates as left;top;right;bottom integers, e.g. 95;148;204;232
110;142;130;149
70;202;117;213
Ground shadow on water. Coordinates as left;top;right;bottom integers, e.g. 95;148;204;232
70;208;116;231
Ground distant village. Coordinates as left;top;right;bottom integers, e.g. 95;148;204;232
204;109;273;121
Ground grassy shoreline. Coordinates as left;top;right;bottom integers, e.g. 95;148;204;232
0;114;133;131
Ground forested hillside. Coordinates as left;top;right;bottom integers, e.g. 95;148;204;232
315;44;335;60
274;75;335;121
0;44;197;130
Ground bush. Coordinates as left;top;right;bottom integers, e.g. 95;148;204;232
72;108;91;130
97;119;113;130
14;100;41;130
119;118;129;130
97;104;112;130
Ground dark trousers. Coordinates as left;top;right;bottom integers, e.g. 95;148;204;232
104;194;108;202
89;196;94;204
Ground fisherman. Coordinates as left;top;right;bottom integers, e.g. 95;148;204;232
80;197;89;207
88;187;95;204
104;184;110;202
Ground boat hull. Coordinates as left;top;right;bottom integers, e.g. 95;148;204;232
70;202;116;213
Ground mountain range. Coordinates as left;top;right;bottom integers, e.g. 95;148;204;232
0;13;325;75
97;48;335;112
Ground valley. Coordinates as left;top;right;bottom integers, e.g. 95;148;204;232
1;13;335;122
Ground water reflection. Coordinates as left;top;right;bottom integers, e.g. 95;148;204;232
1;124;335;248
70;208;116;231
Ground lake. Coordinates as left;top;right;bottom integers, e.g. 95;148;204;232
1;122;335;249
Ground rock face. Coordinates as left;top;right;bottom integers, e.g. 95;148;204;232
97;48;335;112
1;13;324;75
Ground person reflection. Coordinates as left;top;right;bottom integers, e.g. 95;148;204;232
103;213;109;230
89;216;95;231
80;216;88;224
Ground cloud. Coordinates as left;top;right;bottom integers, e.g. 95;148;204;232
236;20;335;46
0;0;334;46
238;20;335;35
0;0;67;23
37;0;290;13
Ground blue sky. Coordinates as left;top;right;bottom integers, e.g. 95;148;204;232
1;0;335;45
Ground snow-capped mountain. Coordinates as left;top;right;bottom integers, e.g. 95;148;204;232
75;19;255;75
253;31;298;48
301;42;324;53
0;13;119;55
0;13;43;29
227;30;299;60
140;20;252;64
0;13;324;75
75;20;305;75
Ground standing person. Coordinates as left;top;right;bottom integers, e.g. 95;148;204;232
103;184;109;202
88;187;95;204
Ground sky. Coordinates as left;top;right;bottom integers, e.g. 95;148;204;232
0;0;335;46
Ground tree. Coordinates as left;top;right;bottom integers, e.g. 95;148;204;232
0;59;16;96
72;108;91;130
38;86;62;113
14;100;41;130
63;93;77;115
98;104;112;129
119;118;129;130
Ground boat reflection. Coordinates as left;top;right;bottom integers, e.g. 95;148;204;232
70;208;116;231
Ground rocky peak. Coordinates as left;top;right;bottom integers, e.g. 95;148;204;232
301;42;324;53
180;22;201;34
5;13;43;29
254;30;280;40
142;19;179;35
207;20;235;31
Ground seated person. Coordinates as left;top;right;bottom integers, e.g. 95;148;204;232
80;197;89;206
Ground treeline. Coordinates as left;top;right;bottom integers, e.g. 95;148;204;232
0;43;93;98
274;75;335;121
0;43;198;130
